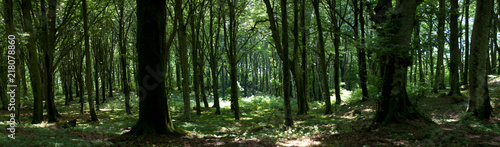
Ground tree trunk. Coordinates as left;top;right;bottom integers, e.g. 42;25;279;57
313;0;332;114
448;0;461;96
372;0;430;125
433;0;445;93
21;0;43;124
209;0;221;114
176;0;191;121
468;0;493;120
119;0;131;115
280;0;293;127
126;0;186;135
462;0;469;88
301;0;310;112
356;0;369;101
83;0;98;121
228;0;240;120
41;0;58;122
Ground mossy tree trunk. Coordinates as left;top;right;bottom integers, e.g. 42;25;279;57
372;0;429;125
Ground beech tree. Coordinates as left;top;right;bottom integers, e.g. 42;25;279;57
467;0;493;120
126;0;186;135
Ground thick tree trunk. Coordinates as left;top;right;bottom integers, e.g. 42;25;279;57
468;0;493;120
373;0;429;125
126;0;186;135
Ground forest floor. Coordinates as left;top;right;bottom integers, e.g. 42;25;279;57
1;76;499;146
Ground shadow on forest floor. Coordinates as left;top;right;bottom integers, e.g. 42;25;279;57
1;76;500;146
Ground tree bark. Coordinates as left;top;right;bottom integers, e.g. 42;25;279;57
433;0;445;93
176;0;191;120
372;0;430;125
118;0;131;115
126;0;186;135
312;0;332;114
21;0;43;124
468;0;493;120
83;0;98;121
209;0;221;114
448;0;461;96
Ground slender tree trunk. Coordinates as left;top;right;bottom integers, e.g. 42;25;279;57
176;0;191;120
301;0;309;111
462;0;469;87
448;0;461;96
21;0;43;124
228;0;240;120
43;0;58;122
209;0;221;114
83;0;98;121
355;0;369;101
312;0;332;114
119;0;131;115
468;0;493;120
433;0;445;93
280;0;293;127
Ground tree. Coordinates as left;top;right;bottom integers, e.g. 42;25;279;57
354;0;369;101
448;0;461;96
372;0;430;125
263;0;293;126
313;0;332;114
21;0;43;124
83;0;98;122
433;0;445;93
126;0;186;136
467;0;493;120
40;0;58;123
281;0;293;127
117;0;132;115
175;0;191;120
462;0;469;88
209;0;221;114
227;0;240;120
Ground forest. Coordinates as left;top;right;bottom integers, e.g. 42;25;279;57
0;0;499;146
